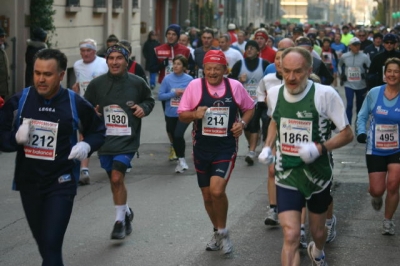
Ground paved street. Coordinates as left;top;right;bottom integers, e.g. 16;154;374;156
1;86;400;266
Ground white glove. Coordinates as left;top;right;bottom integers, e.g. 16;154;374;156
258;147;274;165
68;141;91;161
297;142;320;164
15;118;32;145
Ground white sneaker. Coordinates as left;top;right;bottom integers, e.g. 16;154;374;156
205;232;220;251
264;207;279;226
307;241;328;265
382;219;395;235
299;228;307;249
218;230;233;254
245;151;256;166
325;215;337;243
79;169;90;185
180;158;189;170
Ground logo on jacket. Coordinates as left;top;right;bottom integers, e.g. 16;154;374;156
39;107;55;112
296;111;313;118
376;106;388;115
213;100;225;107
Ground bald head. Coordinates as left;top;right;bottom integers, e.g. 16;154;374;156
277;38;295;49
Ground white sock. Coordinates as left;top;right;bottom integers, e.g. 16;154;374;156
126;205;131;215
81;167;89;171
115;205;126;223
326;218;332;226
312;245;324;260
217;228;228;236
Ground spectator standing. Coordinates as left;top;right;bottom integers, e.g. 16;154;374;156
0;27;9;99
142;31;160;89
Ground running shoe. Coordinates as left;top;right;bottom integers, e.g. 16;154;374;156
382;219;395;235
299;228;307;249
245;151;256;166
371;196;383;211
125;208;134;235
218;230;233;254
169;146;178;161
205;232;220;251
180;158;189;170
325;215;337;243
264;207;279;226
111;221;126;239
79;169;90;185
175;161;185;173
307;241;328;266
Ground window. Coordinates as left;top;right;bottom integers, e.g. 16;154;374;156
66;0;80;6
112;0;122;9
94;0;106;8
132;0;139;9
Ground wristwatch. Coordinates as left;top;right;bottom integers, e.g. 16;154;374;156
240;120;247;129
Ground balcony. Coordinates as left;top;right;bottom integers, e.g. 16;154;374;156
132;0;139;13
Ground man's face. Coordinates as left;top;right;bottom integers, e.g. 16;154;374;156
334;34;341;43
204;63;226;86
201;33;213;49
166;30;178;44
219;37;230;51
266;39;274;48
245;46;259;59
281;52;311;95
107;41;117;48
179;35;189;46
374;37;382;46
349;43;360;53
357;31;367;42
107;52;128;76
255;36;267;49
383;40;397;52
80;48;96;63
342;28;349;35
237;33;245;44
34;59;65;99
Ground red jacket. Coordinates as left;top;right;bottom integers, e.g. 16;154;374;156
154;43;190;83
259;46;276;63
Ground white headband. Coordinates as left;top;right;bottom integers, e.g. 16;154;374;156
79;42;97;51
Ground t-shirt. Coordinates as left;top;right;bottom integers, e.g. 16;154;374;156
177;78;254;114
73;56;108;97
222;48;244;74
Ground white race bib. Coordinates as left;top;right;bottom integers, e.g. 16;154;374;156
165;60;173;75
104;105;131;136
279;118;312;156
347;67;361;82
202;107;230;137
24;119;58;161
375;124;399;150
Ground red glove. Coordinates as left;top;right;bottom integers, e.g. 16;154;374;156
0;96;4;108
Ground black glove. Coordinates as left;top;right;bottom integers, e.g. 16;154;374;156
340;73;347;82
357;133;367;143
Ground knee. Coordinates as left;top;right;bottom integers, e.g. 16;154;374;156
210;188;225;200
110;175;123;187
282;225;300;245
369;186;385;197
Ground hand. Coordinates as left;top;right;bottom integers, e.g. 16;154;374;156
193;106;208;120
15;118;32;145
68;141;91;161
357;133;367;143
175;89;184;97
94;105;102;116
131;104;145;118
297;142;320;164
258;147;274;165
72;83;79;94
230;122;243;138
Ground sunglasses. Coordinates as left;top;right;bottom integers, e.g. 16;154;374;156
384;42;396;45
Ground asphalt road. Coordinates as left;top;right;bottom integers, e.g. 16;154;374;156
1;86;399;266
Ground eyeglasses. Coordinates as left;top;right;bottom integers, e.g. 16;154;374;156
384;42;396;45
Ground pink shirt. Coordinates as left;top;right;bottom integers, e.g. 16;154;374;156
177;78;255;113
